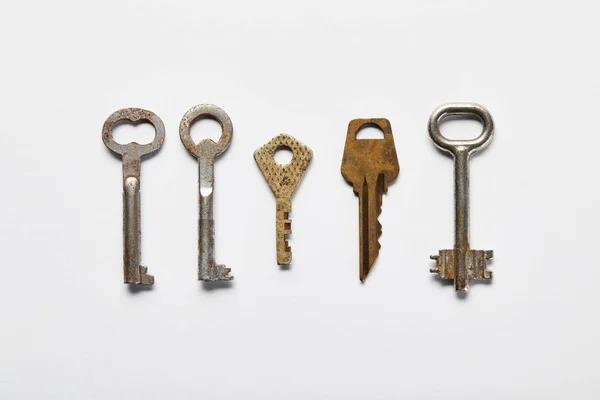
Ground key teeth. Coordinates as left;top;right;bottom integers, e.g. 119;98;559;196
430;249;494;290
283;219;292;235
200;264;233;281
139;266;154;285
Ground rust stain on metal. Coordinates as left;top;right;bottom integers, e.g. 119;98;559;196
254;134;313;266
102;108;165;285
428;102;495;293
341;119;399;282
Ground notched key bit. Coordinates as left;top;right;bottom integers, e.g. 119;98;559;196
254;134;313;265
180;104;233;281
428;102;495;292
341;119;400;282
102;108;165;285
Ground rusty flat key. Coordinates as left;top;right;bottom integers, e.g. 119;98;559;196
180;104;233;281
254;134;313;265
341;119;400;282
428;102;495;292
102;108;165;285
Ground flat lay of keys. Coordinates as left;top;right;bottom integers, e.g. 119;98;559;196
102;102;495;295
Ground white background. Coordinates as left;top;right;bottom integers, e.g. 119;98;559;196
0;0;598;398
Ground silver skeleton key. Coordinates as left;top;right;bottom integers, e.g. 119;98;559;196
180;104;233;281
102;108;165;285
428;103;495;292
254;134;313;265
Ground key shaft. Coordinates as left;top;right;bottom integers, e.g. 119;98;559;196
357;173;384;281
122;155;147;284
197;155;228;280
276;197;292;265
102;108;165;285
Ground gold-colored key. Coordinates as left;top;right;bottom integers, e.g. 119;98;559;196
341;119;400;282
254;134;313;265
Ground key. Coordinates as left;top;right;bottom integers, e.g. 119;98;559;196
102;108;165;285
180;104;233;281
254;134;313;265
341;119;400;282
428;102;495;292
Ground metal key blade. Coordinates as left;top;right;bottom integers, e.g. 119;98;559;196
357;173;385;281
102;108;165;285
341;119;399;282
197;155;231;280
276;197;292;265
180;104;234;281
254;134;313;265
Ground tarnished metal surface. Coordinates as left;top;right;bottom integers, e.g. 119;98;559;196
180;104;233;281
254;134;313;265
428;102;495;292
341;119;399;282
102;108;165;285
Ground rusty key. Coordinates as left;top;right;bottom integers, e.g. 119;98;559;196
180;104;233;281
428;103;495;292
254;134;313;265
102;108;165;285
341;119;400;282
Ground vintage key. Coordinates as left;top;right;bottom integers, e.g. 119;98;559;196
102;108;165;285
254;134;313;265
341;119;400;282
180;104;233;281
428;103;495;292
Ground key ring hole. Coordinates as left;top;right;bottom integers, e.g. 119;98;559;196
111;119;157;145
190;115;224;145
274;145;293;166
435;114;484;141
428;103;494;154
355;123;385;140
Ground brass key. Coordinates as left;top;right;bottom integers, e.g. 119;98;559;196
254;134;313;265
341;119;400;282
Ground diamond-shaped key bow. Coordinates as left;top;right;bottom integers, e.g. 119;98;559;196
254;134;313;265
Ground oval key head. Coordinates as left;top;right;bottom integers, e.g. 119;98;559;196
102;108;165;158
179;104;233;160
428;102;494;155
254;134;313;199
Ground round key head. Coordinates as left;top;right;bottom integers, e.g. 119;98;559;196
102;108;165;158
428;102;494;155
179;104;233;160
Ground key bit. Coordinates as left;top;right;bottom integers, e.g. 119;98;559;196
428;102;495;292
341;119;400;282
254;134;313;265
180;104;233;281
102;108;165;285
